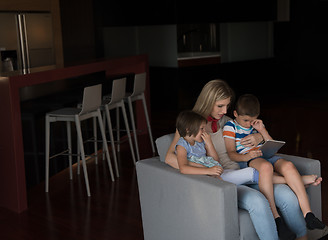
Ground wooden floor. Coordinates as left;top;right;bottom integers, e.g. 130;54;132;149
0;149;144;240
1;98;328;240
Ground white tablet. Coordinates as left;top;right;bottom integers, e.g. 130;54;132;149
259;140;286;159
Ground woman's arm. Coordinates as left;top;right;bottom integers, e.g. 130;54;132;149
176;145;222;176
164;129;181;169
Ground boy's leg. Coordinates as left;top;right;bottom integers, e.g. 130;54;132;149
272;172;287;184
274;158;325;230
272;172;322;186
249;158;280;218
250;158;298;239
273;158;311;216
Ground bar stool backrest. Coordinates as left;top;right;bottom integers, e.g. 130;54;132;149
109;78;126;104
131;72;146;97
80;84;102;115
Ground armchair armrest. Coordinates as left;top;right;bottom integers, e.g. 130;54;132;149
277;153;322;219
136;158;239;240
278;153;321;176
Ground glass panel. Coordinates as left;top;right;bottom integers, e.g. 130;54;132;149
177;23;220;54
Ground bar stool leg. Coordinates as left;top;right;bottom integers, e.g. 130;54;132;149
104;106;119;177
102;113;106;160
141;93;156;156
96;109;115;181
45;115;50;192
116;107;120;153
66;121;73;180
127;97;140;161
121;101;136;165
77;137;81;175
74;115;91;197
93;117;98;164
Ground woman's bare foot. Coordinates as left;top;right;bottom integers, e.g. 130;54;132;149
302;175;322;187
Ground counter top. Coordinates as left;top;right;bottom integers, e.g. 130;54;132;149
177;51;221;60
177;52;221;67
0;65;56;77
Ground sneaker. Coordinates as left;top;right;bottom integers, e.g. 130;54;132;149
305;212;326;230
275;217;296;240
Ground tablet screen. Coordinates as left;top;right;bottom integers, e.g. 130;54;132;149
260;140;285;158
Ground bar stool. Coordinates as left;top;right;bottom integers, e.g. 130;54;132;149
125;72;155;160
101;78;136;176
45;84;114;197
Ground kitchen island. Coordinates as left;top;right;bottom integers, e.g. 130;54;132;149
0;55;149;213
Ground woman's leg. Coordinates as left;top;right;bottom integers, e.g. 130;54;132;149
274;184;308;238
250;183;307;238
237;185;278;240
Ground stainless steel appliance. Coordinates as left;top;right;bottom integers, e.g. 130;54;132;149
0;12;55;73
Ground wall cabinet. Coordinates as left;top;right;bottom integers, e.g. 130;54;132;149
176;0;276;24
99;0;277;26
100;0;176;26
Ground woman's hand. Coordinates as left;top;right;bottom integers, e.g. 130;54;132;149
207;165;224;176
240;133;263;148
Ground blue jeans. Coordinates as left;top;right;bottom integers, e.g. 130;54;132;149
237;184;307;239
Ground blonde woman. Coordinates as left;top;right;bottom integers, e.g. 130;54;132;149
165;80;309;240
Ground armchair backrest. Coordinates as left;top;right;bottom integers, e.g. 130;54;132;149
155;133;175;162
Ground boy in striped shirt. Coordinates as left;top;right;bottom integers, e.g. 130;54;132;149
223;94;324;238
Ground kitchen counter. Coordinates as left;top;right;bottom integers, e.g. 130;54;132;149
177;52;221;67
0;65;57;77
0;55;149;213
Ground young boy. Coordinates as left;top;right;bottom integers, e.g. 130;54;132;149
223;94;324;239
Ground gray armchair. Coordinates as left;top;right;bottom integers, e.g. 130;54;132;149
136;134;322;240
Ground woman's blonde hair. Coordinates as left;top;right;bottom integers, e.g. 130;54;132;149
192;79;234;118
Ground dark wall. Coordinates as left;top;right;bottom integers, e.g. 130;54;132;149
59;0;328;101
60;0;97;65
98;0;276;26
273;0;328;97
